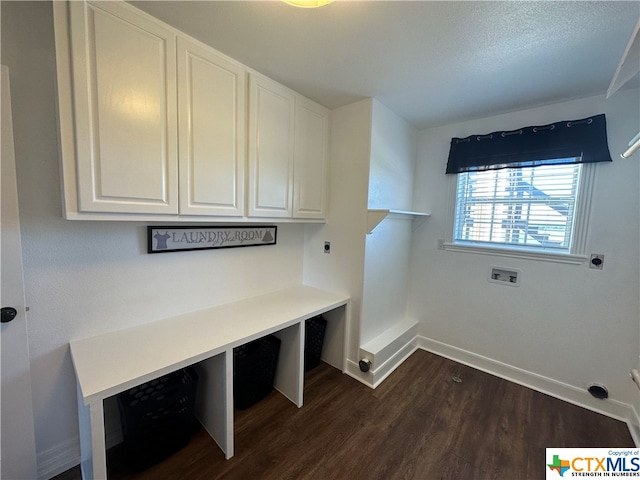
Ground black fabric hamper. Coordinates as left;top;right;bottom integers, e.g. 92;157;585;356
116;367;198;473
305;315;327;372
233;335;281;410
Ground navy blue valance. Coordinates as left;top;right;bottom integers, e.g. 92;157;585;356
445;114;613;174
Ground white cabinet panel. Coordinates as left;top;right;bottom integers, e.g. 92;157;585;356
248;75;295;218
248;75;328;220
177;37;245;216
56;1;327;222
69;1;178;214
294;98;328;219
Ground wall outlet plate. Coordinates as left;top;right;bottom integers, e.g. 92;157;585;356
589;254;604;269
324;241;331;254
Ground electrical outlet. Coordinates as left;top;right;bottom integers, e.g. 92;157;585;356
324;241;331;254
589;254;604;270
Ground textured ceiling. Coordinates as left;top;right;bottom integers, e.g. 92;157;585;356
130;1;640;129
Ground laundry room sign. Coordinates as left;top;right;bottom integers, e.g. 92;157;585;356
147;226;277;254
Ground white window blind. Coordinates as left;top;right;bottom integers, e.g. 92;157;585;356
453;163;582;253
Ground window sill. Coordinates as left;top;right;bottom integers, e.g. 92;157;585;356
442;242;588;265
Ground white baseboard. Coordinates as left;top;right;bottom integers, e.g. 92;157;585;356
346;337;418;389
418;335;634;424
629;405;640;447
37;418;121;479
351;319;418;388
345;358;375;387
359;319;418;370
37;436;79;480
369;340;418;388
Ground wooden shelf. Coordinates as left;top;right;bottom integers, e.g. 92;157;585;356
367;209;430;234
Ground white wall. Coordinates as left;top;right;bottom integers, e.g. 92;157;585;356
408;90;640;421
2;2;305;477
304;99;419;363
303;99;372;363
360;219;414;345
368;100;416;211
360;100;417;344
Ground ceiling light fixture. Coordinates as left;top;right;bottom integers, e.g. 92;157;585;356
282;0;334;8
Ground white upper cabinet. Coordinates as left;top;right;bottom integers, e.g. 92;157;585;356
248;75;296;218
177;37;245;217
248;74;328;219
294;97;329;219
54;1;327;222
67;1;178;214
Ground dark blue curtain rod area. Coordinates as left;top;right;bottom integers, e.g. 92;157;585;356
445;113;613;174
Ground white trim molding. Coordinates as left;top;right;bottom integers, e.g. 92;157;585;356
630;405;640;447
345;342;418;389
36;436;79;480
442;242;588;265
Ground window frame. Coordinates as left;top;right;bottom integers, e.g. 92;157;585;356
442;163;596;265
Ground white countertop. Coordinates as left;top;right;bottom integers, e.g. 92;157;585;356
70;285;349;404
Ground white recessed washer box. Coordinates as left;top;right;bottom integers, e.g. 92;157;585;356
488;266;521;287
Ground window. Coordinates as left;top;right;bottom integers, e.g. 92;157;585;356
453;162;582;254
444;114;612;261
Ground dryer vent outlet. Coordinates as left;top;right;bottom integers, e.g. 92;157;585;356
587;383;608;400
359;359;371;373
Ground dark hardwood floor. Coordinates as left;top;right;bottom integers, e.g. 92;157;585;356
54;350;635;480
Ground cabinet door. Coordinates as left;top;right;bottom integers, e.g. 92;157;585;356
177;38;245;216
68;1;178;214
248;75;295;218
294;98;328;219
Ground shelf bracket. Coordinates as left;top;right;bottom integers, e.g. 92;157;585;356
366;209;430;234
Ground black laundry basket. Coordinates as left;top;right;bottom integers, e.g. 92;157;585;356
233;335;281;410
117;367;198;472
304;315;327;372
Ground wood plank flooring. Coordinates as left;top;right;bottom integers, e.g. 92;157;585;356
54;350;635;480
